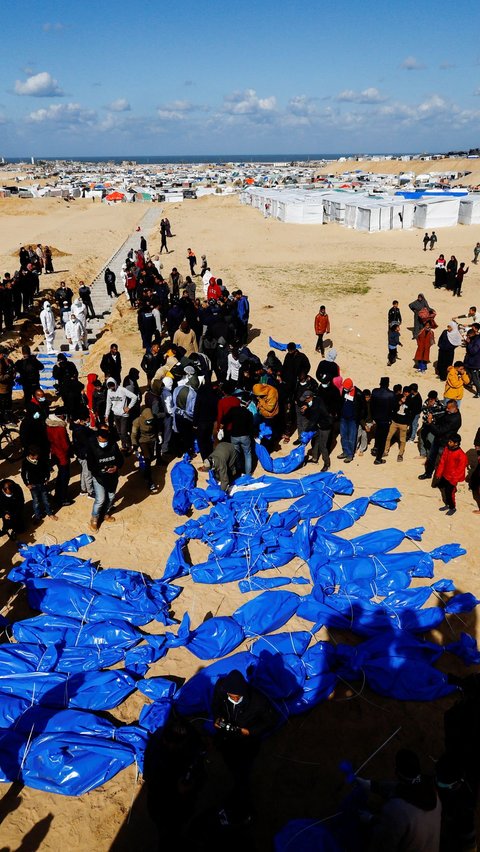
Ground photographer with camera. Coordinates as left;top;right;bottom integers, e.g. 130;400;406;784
211;669;278;824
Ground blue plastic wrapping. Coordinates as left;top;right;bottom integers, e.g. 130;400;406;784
26;578;169;626
268;336;302;351
445;593;479;614
171;454;196;515
137;677;177;701
139;699;173;733
251;631;312;657
22;733;136;796
186;616;245;659
0;670;136;711
233;591;300;637
255;440;308;474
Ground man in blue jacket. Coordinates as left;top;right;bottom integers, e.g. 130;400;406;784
233;290;250;345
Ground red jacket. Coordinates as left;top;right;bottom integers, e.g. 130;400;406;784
436;446;468;485
314;313;330;335
207;281;222;301
46;423;71;466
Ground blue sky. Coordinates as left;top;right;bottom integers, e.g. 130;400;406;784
0;0;479;156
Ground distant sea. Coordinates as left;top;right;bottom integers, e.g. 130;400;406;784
2;153;411;165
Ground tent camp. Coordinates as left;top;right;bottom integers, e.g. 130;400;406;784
413;197;461;228
458;196;480;225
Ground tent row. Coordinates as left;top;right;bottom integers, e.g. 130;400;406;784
241;187;480;230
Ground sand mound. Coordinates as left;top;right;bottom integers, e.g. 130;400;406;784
11;244;70;258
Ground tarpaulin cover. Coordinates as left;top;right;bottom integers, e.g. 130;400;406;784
233;591;300;636
255;432;315;474
268;337;302;351
0;456;473;801
171;454;197;515
22;733;136;796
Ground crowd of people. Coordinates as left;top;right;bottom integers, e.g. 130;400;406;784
1;220;480;849
0;228;480;538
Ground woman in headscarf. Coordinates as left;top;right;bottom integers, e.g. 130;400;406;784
414;320;435;373
409;294;430;339
434;254;447;288
446;255;458;291
40;300;56;353
437;321;462;381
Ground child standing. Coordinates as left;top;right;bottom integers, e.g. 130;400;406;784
435;434;468;516
388;323;402;365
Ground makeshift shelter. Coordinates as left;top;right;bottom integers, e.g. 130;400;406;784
104;191;125;203
458;196;480;225
413;197;461;228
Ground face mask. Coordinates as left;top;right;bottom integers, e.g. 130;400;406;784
3;492;12;498
98;441;108;448
227;696;243;706
145;418;154;425
28;458;38;464
307;400;313;407
38;398;46;404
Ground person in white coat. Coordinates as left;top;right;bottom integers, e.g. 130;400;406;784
40;300;56;353
64;313;83;351
71;298;88;350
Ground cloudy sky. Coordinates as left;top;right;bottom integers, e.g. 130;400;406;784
0;0;479;156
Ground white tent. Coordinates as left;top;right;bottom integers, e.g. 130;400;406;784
413;197;461;228
458;196;480;225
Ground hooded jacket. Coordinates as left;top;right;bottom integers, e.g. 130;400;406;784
212;670;278;738
105;383;137;419
436;445;468;485
253;383;279;418
40;301;55;335
444;365;470;401
46;414;71;465
132;408;157;447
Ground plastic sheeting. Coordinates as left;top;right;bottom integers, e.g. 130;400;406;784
0;458;474;800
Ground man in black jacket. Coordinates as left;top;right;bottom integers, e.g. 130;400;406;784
371;377;396;464
141;342;164;387
15;345;43;402
0;479;25;539
86;428;124;529
281;343;311;437
302;390;333;470
100;343;122;384
212;669;278;821
419;400;462;479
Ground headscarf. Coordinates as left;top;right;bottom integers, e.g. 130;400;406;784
446;321;462;347
253;383;279;418
326;348;337;362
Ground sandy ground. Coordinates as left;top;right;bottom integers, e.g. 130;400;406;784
1;194;480;849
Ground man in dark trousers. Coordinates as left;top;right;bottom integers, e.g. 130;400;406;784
78;282;96;319
418;399;462;480
371;376;395;464
86;427;124;530
15;345;43;403
302;389;334;471
100;343;122;384
0;479;25;540
211;669;278;823
281;343;310;438
104;267;119;298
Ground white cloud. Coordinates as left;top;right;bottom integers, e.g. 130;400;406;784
336;87;386;104
27;102;96;128
222;89;277;116
107;98;131;112
42;22;64;32
158;100;193;120
14;71;63;97
401;56;425;70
